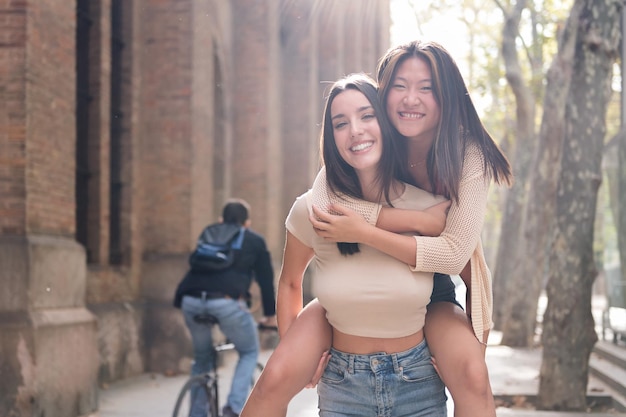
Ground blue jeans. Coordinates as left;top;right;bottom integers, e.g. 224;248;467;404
318;339;447;417
181;295;260;415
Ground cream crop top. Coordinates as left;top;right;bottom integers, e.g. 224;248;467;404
286;182;447;338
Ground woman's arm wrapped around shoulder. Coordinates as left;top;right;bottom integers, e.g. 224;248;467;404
309;149;489;274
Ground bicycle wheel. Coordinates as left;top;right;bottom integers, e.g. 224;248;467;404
172;374;219;417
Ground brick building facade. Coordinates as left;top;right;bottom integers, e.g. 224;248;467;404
0;1;390;415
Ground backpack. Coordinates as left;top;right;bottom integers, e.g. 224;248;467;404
189;223;246;272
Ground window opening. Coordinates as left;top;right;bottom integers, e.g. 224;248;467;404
76;0;92;261
109;0;124;265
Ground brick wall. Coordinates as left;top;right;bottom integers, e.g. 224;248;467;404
0;1;27;235
0;0;392;409
140;0;195;255
26;0;77;236
231;0;276;240
0;2;100;416
279;0;319;238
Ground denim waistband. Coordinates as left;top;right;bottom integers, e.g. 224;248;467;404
184;290;245;301
328;338;430;373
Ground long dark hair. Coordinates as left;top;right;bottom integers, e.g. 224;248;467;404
319;73;402;255
377;40;513;202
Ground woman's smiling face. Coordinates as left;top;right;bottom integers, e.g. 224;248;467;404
330;89;383;176
385;56;441;145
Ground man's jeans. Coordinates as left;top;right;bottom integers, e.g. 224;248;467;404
182;295;259;415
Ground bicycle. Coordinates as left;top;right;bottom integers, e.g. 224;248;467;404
172;312;273;417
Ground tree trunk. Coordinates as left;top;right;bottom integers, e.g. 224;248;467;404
619;128;626;295
500;0;581;348
538;0;621;409
492;0;537;333
604;134;621;247
602;133;622;307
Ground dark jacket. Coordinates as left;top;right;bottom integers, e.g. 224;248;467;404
173;226;276;316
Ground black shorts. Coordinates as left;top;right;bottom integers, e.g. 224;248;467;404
428;273;464;310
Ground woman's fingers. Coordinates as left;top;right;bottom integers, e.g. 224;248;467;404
311;205;332;222
305;350;332;388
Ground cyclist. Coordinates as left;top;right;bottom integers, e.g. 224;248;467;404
174;199;277;417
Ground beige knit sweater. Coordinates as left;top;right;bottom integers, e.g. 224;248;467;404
311;144;492;342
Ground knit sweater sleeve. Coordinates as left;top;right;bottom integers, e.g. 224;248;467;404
411;145;489;274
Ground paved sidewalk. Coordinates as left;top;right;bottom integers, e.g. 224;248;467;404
97;334;625;417
98;291;625;416
97;349;318;417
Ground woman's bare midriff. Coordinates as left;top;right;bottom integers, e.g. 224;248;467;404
331;328;425;354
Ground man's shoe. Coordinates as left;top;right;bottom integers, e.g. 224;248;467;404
222;405;239;417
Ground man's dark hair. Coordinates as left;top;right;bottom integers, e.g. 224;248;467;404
222;199;250;225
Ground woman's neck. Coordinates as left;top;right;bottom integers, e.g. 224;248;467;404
407;139;431;167
358;170;403;202
407;138;433;191
357;169;379;202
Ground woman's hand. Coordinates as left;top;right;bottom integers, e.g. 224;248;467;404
310;204;372;243
305;350;332;388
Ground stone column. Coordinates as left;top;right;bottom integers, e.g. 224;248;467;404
138;0;220;374
231;0;282;253
0;1;99;416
